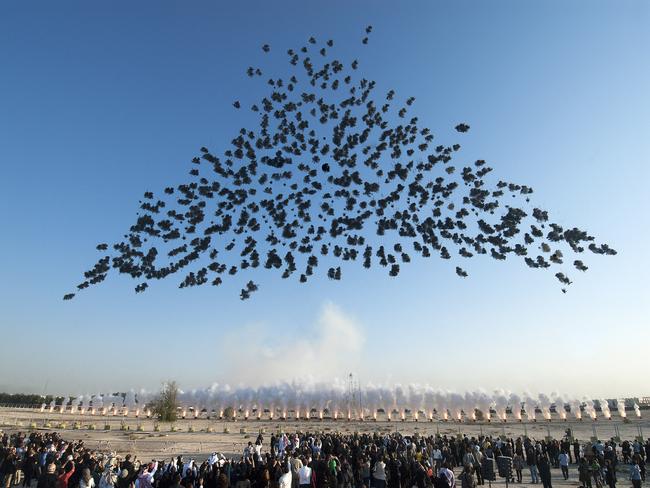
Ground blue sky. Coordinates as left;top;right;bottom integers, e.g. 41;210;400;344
0;0;648;398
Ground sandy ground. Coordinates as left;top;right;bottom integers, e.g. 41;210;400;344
1;407;648;464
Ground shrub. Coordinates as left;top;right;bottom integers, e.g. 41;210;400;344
223;407;235;420
151;381;180;422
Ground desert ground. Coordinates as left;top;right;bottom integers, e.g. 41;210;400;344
1;406;647;464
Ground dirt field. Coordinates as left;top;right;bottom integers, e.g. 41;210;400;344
1;407;647;462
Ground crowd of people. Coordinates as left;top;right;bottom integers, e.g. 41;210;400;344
0;430;647;488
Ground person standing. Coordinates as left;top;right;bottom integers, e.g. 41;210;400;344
387;456;401;488
340;461;353;488
279;465;292;488
437;463;455;488
472;447;483;486
120;456;134;481
80;468;96;488
136;462;158;488
525;447;538;484
462;450;476;474
573;441;581;464
58;459;76;488
37;465;58;488
298;462;312;488
432;449;443;474
372;458;386;488
537;454;552;488
360;458;370;488
630;459;642;488
578;459;592;488
99;459;118;488
604;460;616;488
561;439;572;465
458;465;476;488
558;451;569;480
1;449;17;488
22;448;39;488
636;454;647;483
513;453;524;484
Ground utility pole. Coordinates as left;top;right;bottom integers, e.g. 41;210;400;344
357;381;362;419
348;373;354;419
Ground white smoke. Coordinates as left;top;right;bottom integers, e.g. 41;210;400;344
49;382;639;421
46;302;638;421
616;398;627;418
599;398;611;418
217;302;365;385
583;397;596;419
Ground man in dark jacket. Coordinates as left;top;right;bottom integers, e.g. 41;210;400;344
37;464;58;488
23;449;40;487
1;450;18;488
120;456;135;479
573;441;581;464
537;454;552;488
525;448;538;484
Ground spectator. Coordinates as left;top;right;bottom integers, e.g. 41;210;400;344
558;451;569;480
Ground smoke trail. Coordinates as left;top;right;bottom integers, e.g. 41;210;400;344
615;399;625;418
599;398;611;419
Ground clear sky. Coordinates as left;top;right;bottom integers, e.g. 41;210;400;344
0;0;648;399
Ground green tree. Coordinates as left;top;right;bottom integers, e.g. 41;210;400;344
0;393;48;406
151;381;180;422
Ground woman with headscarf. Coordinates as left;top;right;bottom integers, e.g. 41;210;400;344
182;460;196;485
136;462;158;488
340;461;353;488
80;468;96;488
99;459;118;488
436;463;455;488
